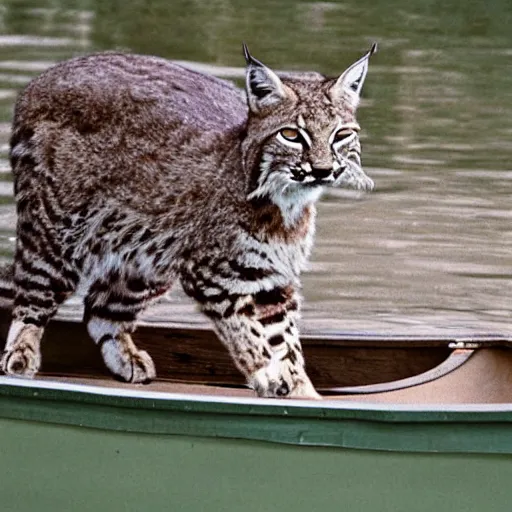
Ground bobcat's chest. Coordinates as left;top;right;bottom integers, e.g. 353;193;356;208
263;239;312;279
238;219;315;284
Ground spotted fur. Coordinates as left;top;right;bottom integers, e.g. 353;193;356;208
0;44;376;398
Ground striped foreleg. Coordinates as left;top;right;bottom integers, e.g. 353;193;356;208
204;286;320;399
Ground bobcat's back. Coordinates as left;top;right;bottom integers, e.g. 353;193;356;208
12;52;248;212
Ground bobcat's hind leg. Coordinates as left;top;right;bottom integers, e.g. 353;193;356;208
2;321;43;378
3;136;79;377
2;255;78;378
2;261;77;378
83;276;166;383
201;285;320;399
2;271;78;377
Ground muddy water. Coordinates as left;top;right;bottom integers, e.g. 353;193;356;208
0;0;511;334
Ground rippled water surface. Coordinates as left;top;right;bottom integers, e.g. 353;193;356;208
0;0;512;334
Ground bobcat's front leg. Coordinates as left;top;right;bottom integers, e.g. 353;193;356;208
205;286;320;399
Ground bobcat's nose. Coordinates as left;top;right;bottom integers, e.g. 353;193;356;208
311;167;333;180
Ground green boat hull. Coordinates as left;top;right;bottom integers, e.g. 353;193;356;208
1;377;512;512
1;307;512;511
1;417;511;512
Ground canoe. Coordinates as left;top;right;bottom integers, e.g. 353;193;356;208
1;304;512;512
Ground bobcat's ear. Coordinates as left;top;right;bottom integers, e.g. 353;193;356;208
243;43;287;113
330;42;377;106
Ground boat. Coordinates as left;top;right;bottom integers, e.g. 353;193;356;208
1;302;512;512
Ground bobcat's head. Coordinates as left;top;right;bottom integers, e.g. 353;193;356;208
242;44;376;225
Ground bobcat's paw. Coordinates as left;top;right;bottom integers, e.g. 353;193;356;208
1;343;41;378
287;377;321;400
100;337;156;384
249;358;321;400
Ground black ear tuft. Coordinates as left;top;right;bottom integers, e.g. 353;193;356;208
242;42;252;64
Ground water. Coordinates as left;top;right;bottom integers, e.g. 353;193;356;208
0;0;511;335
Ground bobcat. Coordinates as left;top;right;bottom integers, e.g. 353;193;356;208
0;44;376;399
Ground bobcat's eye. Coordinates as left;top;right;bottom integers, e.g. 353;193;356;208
333;129;355;143
277;127;311;149
280;128;301;142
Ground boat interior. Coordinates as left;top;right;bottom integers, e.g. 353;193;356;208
2;307;512;405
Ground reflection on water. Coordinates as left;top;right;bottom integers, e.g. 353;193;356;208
0;0;512;334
